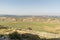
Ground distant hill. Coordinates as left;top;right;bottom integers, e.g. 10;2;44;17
0;15;60;18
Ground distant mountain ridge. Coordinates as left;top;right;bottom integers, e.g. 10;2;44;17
0;15;60;18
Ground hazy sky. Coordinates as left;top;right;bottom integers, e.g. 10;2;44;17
0;0;60;15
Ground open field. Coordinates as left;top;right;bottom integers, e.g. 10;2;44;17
0;21;59;31
0;16;60;34
0;16;60;40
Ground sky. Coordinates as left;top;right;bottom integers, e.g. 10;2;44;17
0;0;60;15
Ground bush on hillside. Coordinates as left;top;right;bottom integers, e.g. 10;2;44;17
8;31;21;40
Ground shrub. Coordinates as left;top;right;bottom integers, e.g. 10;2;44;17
22;33;40;40
28;27;32;30
0;34;4;37
8;31;21;40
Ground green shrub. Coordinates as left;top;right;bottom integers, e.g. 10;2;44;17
0;34;4;37
8;31;21;40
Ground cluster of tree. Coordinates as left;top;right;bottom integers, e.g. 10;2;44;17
0;31;60;40
8;31;40;40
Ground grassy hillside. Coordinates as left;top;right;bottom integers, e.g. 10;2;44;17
0;20;60;34
0;16;60;39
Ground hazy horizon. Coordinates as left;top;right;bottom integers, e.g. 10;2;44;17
0;0;60;16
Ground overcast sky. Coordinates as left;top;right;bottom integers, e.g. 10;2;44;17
0;0;60;15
